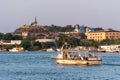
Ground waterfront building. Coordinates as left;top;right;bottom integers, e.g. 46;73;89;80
0;40;22;45
100;45;120;50
35;39;55;43
86;30;120;41
98;44;120;52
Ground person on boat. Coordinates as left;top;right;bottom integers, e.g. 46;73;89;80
73;54;81;60
88;53;92;58
67;52;71;59
63;51;71;59
93;53;97;58
75;54;81;59
63;52;67;59
79;54;84;60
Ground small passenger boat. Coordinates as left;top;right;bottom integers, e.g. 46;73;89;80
52;43;102;65
9;47;24;52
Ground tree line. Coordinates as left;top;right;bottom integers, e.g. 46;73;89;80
56;34;120;48
21;34;120;51
1;33;120;51
0;33;22;40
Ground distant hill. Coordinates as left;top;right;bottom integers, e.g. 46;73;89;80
14;17;74;35
14;25;74;34
14;25;45;34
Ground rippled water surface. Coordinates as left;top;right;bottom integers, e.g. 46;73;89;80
0;51;120;80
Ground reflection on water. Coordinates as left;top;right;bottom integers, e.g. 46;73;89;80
0;52;120;80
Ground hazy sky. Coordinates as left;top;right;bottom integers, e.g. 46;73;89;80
0;0;120;33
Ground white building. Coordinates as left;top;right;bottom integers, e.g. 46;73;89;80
0;40;22;45
99;45;120;52
35;39;55;43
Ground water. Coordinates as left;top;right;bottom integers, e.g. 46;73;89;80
0;51;120;80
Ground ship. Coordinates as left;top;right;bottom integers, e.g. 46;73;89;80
52;43;102;65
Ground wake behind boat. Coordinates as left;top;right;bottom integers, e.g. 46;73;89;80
52;43;102;65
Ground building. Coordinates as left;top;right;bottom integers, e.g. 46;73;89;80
86;30;120;41
30;16;38;26
35;39;55;43
98;44;120;52
74;25;87;33
0;40;22;45
22;32;29;38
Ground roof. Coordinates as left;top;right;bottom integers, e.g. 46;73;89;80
88;30;120;33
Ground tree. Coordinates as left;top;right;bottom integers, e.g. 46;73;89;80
80;33;86;39
56;34;80;48
0;33;4;39
33;41;42;50
3;33;13;40
21;39;31;50
13;35;22;40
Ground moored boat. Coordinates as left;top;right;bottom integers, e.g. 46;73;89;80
46;48;56;52
9;47;24;52
52;43;102;65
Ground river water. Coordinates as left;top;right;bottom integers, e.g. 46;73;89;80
0;51;120;80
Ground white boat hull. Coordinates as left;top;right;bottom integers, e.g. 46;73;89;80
55;59;102;65
9;50;19;52
9;49;19;52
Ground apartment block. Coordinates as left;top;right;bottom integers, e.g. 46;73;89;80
86;31;120;41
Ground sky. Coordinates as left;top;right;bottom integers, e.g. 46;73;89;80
0;0;120;33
